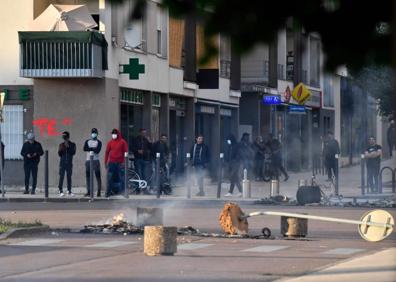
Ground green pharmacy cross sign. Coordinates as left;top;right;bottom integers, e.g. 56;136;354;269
120;58;145;80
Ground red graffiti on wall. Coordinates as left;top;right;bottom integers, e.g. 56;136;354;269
32;118;73;136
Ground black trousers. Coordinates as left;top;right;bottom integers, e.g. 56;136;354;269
85;160;102;195
24;162;38;191
325;158;337;179
59;164;73;193
367;163;380;192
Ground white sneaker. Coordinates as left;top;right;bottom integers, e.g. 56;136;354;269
235;192;242;197
59;192;65;197
224;192;233;197
68;192;74;197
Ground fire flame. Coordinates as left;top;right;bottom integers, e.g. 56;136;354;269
112;213;126;225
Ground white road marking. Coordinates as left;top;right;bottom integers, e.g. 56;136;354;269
323;248;365;255
178;243;213;250
86;241;137;248
12;239;64;246
241;245;289;253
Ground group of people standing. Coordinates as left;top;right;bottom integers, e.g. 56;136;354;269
19;127;171;198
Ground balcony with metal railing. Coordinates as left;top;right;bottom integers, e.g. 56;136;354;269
18;31;108;78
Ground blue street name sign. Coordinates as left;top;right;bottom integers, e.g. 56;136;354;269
288;105;306;114
263;95;281;105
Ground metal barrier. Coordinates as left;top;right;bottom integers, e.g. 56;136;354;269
378;166;396;194
216;153;224;199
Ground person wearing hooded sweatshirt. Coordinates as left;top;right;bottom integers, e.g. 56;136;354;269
83;128;102;197
58;131;76;196
105;129;128;197
20;133;43;194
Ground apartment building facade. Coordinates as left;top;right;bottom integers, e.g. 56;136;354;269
239;24;340;172
0;0;240;187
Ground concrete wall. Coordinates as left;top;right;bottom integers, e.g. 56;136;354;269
34;78;119;188
0;0;33;86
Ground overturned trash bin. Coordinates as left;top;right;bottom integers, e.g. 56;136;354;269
144;226;177;256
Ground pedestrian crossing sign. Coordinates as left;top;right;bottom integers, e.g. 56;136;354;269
292;83;311;105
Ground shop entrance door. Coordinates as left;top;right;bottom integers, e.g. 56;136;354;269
169;110;185;175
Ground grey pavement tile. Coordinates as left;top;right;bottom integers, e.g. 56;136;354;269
241;245;289;253
323;248;365;255
10;239;64;246
177;243;214;250
86;240;137;248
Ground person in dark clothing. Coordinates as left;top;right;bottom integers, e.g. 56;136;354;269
20;133;44;195
105;129;128;197
266;134;289;181
364;136;382;193
387;119;396;157
132;128;152;184
224;134;242;197
323;131;340;181
253;136;266;181
190;135;210;196
58;131;76;196
152;134;171;194
83;128;102;197
239;133;254;179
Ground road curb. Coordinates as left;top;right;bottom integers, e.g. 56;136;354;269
0;225;50;240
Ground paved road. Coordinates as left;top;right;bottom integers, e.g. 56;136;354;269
0;203;395;281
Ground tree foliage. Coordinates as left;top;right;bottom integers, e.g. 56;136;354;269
124;0;393;72
353;66;395;117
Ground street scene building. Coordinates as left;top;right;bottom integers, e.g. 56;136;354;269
0;1;395;282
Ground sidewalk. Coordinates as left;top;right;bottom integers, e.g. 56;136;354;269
278;248;396;282
1;157;395;203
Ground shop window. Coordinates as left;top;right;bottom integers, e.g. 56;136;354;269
120;88;144;105
0;105;23;160
152;94;161;107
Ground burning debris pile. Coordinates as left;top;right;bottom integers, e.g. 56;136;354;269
81;213;143;235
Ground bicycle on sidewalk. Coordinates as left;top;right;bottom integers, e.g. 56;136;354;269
127;159;172;196
311;174;343;205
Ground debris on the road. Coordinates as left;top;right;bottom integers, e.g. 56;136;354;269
177;226;200;235
219;202;395;242
219;202;249;235
255;196;296;205
80;213;144;235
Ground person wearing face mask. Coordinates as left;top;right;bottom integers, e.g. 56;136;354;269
20;133;43;195
224;134;242;197
58;131;76;197
105;129;128;197
83;128;102;197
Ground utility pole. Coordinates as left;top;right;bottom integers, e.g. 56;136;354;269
0;92;5;197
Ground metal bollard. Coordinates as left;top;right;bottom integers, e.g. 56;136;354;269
186;153;191;199
270;179;280;196
335;154;339;196
242;168;251;198
217;153;224;198
360;154;365;195
156;153;161;199
44;150;49;199
89;151;94;201
124;152;128;198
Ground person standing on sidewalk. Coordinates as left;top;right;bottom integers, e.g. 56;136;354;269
132;128;152;188
152;134;171;195
387;119;396;157
267;134;289;181
224;134;242;197
364;136;382;193
239;133;254;179
190;135;210;196
58;131;76;197
83;128;102;197
20;133;43;194
105;129;128;197
253;136;265;181
323;131;340;181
